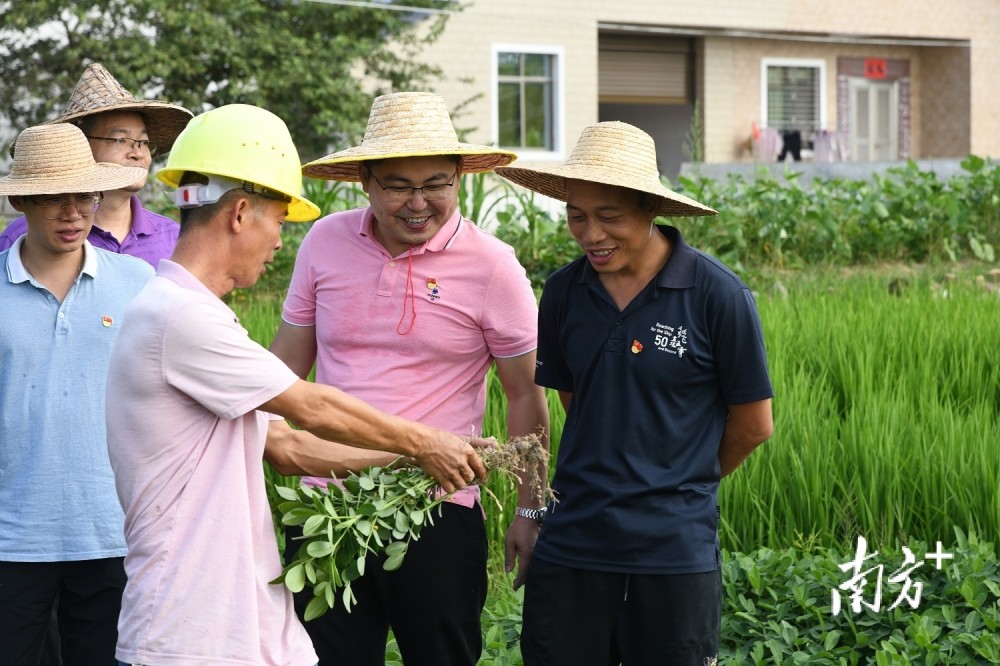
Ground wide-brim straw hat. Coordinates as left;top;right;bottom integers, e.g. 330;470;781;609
495;121;716;218
0;124;149;196
303;92;517;182
49;63;193;154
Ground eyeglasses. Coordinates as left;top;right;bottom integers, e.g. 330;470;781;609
26;193;104;220
368;169;458;202
86;135;157;155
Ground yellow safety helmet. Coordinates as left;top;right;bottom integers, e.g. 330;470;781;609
157;104;320;222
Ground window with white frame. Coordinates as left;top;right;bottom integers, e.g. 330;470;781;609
761;58;825;147
495;49;559;151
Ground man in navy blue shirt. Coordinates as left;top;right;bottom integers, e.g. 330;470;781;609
496;122;774;666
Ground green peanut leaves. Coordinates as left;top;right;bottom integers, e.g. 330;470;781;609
270;464;445;617
269;434;552;618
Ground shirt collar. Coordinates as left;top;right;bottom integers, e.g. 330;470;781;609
5;236;97;284
87;196;152;240
654;225;697;289
577;225;697;289
156;259;241;323
81;239;98;277
358;207;464;256
425;210;463;253
6;235;30;284
156;258;224;300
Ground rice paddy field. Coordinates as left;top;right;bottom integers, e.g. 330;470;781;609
239;265;999;664
241;268;999;556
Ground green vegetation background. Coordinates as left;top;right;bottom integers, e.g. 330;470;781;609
235;161;999;665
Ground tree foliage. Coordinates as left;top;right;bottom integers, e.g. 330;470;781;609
0;0;455;160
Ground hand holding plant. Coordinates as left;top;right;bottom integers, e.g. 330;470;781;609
271;433;552;619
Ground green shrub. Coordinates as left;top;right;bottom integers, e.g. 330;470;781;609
720;529;1000;665
488;182;580;296
675;157;1000;274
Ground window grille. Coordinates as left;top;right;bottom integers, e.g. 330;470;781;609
766;65;820;139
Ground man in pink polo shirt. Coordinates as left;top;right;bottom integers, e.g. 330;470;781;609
106;103;488;666
269;92;550;665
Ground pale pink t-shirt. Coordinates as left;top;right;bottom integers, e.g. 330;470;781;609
283;208;538;491
107;260;316;666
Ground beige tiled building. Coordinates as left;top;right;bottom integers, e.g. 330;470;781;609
415;0;999;177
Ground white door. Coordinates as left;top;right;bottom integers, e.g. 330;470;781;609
849;78;898;161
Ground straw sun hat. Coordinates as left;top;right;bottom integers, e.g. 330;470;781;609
495;121;717;218
0;124;149;197
303;92;517;182
50;63;193;154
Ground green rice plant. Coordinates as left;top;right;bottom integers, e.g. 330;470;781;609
237;267;998;664
480;373;565;551
720;274;1000;554
240;269;999;559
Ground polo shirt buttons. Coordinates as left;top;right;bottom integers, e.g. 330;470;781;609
389;261;396;267
616;319;623;326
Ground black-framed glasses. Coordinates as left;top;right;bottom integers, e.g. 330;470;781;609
86;135;157;155
26;193;104;220
368;169;458;202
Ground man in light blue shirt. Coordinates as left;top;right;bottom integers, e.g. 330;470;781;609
0;122;154;665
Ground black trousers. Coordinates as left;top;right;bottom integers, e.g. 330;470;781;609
0;558;126;666
285;501;488;666
521;558;722;666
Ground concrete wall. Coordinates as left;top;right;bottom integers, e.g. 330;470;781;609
416;0;1000;167
921;46;971;158
702;37;925;162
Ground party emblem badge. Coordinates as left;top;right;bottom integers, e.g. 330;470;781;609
101;316;113;327
631;340;643;354
426;278;441;301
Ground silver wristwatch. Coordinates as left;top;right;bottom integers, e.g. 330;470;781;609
515;506;547;525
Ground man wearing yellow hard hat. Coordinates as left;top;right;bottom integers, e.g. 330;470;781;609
105;104;489;666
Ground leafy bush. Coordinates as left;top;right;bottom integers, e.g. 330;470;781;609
675;156;1000;274
395;531;1000;666
218;156;1000;306
720;529;1000;665
488;183;580;297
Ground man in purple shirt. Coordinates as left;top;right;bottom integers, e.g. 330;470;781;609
0;63;191;268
